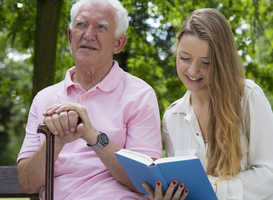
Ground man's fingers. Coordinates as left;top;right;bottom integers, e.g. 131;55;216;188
43;104;62;116
59;111;70;134
68;111;78;132
44;115;60;135
43;102;72;116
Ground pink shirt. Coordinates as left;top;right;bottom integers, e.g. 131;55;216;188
18;61;162;199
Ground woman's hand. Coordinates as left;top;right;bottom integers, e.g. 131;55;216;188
142;180;188;200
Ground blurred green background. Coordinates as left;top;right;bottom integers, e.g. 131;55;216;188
1;0;273;171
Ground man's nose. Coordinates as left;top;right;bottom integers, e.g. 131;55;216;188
83;25;96;40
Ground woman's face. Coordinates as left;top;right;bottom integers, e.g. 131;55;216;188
176;35;211;94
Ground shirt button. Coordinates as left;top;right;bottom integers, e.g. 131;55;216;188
74;85;78;89
82;96;86;100
196;133;199;136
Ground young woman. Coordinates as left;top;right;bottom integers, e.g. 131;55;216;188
143;8;273;200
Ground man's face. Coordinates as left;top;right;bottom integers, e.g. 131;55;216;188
68;2;119;68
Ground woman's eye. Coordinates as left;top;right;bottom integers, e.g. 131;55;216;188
180;56;189;61
202;61;210;65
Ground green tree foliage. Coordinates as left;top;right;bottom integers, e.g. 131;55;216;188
0;0;34;165
0;32;32;165
0;0;273;165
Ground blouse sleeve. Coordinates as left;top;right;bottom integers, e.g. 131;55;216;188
216;81;273;200
163;115;175;157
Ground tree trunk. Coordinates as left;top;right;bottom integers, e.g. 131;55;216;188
32;0;64;100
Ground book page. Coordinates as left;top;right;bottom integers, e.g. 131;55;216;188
116;149;153;165
154;155;197;164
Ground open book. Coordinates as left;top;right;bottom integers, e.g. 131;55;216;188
115;149;217;200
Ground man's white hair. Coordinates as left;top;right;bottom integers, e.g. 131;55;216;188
69;0;129;37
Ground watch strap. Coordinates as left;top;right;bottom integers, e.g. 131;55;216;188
87;132;109;151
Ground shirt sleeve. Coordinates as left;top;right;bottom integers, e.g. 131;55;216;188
241;83;273;199
125;87;162;159
214;175;243;200
17;96;45;162
215;82;273;200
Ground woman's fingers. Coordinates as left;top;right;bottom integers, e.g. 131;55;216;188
171;183;183;200
165;181;188;200
179;189;189;200
171;183;189;200
142;182;155;199
164;180;178;199
142;181;188;200
155;181;163;198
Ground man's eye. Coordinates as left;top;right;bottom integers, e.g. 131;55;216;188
77;23;85;27
98;25;106;29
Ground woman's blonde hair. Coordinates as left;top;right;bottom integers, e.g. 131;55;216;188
176;8;245;179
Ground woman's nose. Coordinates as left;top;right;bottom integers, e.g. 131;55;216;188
187;61;199;75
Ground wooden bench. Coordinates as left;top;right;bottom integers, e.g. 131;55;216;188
0;166;39;199
1;123;59;199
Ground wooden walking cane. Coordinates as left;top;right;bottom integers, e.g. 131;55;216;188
37;124;54;200
36;118;81;200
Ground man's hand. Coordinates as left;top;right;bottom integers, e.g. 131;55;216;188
43;102;99;145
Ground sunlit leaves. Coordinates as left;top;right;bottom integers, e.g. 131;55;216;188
1;0;273;164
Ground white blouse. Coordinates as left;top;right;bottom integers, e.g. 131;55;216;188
163;79;273;200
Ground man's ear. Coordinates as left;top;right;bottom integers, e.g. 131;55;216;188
68;27;72;46
113;34;128;54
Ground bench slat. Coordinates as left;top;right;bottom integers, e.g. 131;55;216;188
0;166;39;197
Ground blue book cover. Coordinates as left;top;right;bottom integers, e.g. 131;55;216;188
115;149;217;200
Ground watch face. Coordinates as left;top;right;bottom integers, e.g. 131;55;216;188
100;133;109;145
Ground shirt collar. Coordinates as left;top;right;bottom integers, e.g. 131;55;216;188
96;61;124;92
64;61;124;93
172;90;191;114
64;67;76;94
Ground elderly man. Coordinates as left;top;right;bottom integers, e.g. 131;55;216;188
17;0;162;199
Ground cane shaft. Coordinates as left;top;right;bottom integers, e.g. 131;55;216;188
37;124;54;200
45;132;54;200
36;118;81;200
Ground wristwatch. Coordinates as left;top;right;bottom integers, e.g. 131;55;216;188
87;132;109;151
